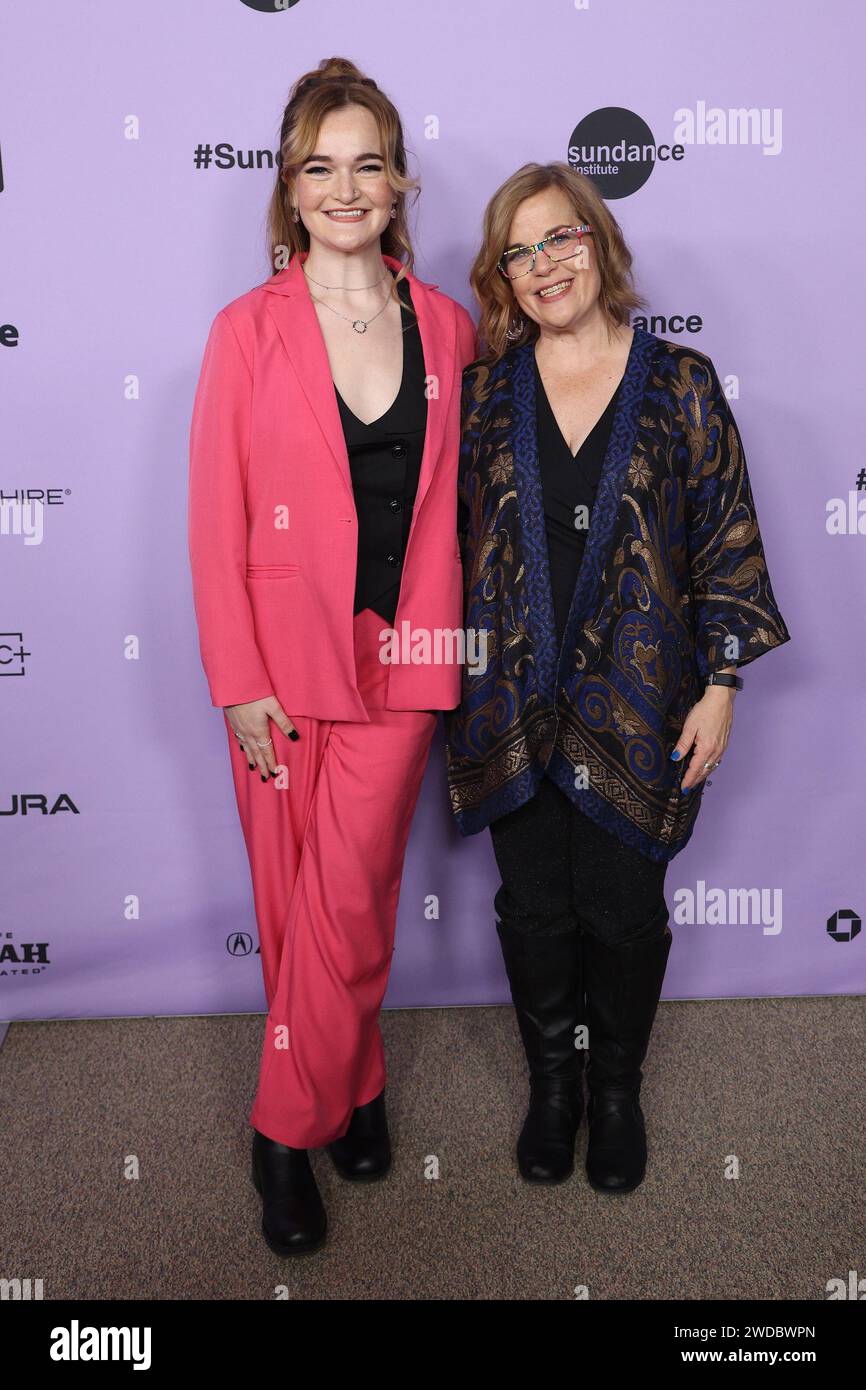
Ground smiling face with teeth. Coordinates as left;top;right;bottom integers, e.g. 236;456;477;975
288;105;397;258
505;186;602;337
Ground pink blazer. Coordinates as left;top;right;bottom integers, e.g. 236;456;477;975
188;252;478;720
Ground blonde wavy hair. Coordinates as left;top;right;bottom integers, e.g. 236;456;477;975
469;162;646;362
266;56;419;311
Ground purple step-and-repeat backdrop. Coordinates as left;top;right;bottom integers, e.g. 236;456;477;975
2;1;863;1021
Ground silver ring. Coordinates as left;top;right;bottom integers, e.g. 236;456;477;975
255;738;273;748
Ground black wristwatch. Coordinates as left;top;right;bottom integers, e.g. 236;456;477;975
706;672;744;691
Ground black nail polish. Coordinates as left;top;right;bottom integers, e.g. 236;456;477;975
288;730;299;742
269;770;278;778
261;774;268;782
248;763;255;771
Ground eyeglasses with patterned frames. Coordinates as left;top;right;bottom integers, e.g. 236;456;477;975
498;224;593;280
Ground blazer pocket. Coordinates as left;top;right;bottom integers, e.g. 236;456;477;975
245;563;301;578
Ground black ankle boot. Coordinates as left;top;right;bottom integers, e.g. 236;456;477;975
326;1090;391;1181
251;1130;327;1255
583;906;672;1194
496;920;585;1183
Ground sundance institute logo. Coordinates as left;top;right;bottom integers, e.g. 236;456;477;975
568;107;665;199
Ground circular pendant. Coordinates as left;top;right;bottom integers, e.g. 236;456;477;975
352;320;368;334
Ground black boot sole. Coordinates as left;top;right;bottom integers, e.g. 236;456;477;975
251;1157;328;1256
327;1152;392;1183
589;1173;644;1195
585;1168;645;1195
518;1161;576;1185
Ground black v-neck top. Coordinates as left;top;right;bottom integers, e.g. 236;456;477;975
534;355;622;647
334;274;428;628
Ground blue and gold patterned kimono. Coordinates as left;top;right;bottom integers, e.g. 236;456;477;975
445;327;791;863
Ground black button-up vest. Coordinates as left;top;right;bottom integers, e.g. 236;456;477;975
335;275;428;628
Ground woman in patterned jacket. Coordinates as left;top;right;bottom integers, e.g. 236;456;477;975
446;163;790;1193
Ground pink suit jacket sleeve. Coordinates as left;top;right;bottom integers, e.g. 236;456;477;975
188;309;275;708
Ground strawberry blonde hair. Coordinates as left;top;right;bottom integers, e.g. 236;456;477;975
266;56;418;310
469;161;647;361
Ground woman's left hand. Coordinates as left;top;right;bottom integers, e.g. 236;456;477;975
671;686;736;794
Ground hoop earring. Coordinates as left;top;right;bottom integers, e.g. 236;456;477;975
506;313;525;342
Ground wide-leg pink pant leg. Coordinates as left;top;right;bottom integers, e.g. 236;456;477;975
225;694;330;1011
230;605;436;1150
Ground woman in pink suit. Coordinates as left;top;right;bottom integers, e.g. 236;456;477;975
188;57;476;1256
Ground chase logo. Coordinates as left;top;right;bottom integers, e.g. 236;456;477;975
827;909;861;943
568;107;684;199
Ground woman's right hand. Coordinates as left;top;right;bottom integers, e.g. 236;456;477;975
224;696;298;777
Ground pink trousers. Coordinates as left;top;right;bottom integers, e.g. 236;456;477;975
225;606;437;1149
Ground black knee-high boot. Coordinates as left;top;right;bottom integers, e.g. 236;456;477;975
582;903;672;1194
496;919;585;1183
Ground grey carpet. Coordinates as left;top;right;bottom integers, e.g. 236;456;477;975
0;997;862;1300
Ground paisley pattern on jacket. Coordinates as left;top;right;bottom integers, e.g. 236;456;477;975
445;326;791;863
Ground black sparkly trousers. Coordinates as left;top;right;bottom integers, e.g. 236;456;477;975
489;776;668;947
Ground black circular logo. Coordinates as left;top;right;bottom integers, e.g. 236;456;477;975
568;107;657;199
827;909;861;943
227;932;255;956
240;0;302;11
